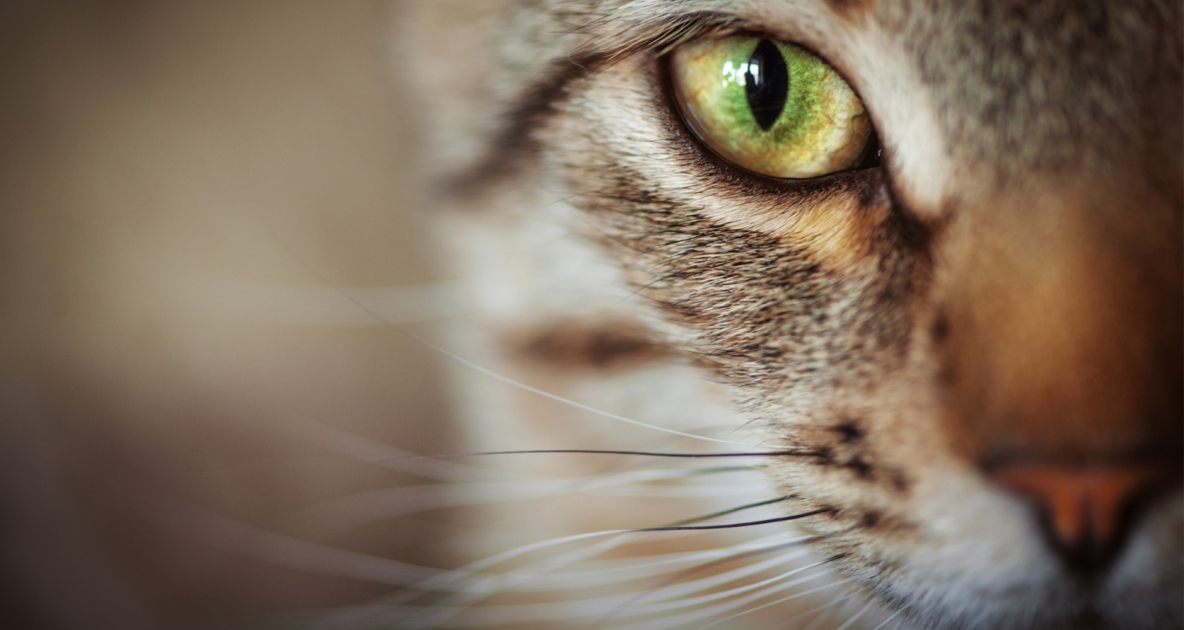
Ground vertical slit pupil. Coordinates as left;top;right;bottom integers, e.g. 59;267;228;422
745;39;789;131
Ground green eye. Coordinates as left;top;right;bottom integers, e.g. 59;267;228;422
670;36;874;179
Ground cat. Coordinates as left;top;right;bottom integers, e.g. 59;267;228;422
388;1;1184;628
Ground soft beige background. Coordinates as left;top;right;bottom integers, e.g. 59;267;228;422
0;2;453;627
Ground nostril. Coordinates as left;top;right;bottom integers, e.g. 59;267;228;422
989;464;1166;570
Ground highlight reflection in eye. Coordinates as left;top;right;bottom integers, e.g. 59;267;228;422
670;36;874;179
720;59;752;87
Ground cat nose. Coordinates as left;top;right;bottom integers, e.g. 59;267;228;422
990;463;1167;569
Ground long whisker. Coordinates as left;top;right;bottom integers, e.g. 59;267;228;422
799;590;862;630
394;563;837;629
611;570;850;630
298;466;759;534
532;532;802;588
596;535;814;626
300;492;824;625
595;552;818;627
801;605;838;630
191;416;542;481
266;238;853;628
634;558;828;611
483;533;805;592
261;245;766;452
666;494;794;526
412;334;773;448
403;525;831;624
287;415;535;482
597;555;821;618
634;508;830;532
590;478;775;499
320;487;787;614
401;495;837;614
834;602;874;630
867;609;903;630
161;503;462;588
377;447;822;461
700;575;856;629
418;523;834;627
400;529;677;601
396;533;693;628
389;534;645;616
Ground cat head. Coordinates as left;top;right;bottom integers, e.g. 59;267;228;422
408;1;1182;628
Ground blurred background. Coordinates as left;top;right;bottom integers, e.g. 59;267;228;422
0;1;455;627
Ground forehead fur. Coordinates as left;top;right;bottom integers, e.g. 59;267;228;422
890;0;1183;181
475;0;1180;198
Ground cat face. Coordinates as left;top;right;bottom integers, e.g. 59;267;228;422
410;0;1182;628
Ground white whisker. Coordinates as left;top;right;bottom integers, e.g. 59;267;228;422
455;531;804;594
868;609;903;630
313;535;638;628
834;602;873;630
289;415;532;482
796;591;861;630
383;532;816;627
401;528;682;600
801;606;837;630
697;576;856;629
534;532;803;587
611;568;842;630
297;466;755;534
182;278;463;327
400;526;738;626
161;504;463;588
378;562;831;629
413;335;771;449
599;555;823;621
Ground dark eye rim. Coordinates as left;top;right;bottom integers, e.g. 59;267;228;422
658;33;884;190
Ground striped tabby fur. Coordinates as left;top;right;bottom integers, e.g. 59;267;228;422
397;1;1182;628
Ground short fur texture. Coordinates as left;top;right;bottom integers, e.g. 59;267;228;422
401;1;1182;628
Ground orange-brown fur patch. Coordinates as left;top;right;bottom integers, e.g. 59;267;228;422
936;184;1183;467
698;191;889;271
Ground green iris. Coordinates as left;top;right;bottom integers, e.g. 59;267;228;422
671;36;872;179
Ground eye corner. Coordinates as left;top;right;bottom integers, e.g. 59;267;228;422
850;125;884;171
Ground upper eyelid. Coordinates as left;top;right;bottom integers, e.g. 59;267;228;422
583;15;861;107
651;22;877;153
572;2;863;67
577;12;787;62
450;12;846;196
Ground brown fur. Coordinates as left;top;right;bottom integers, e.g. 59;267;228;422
406;0;1183;628
508;316;672;370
